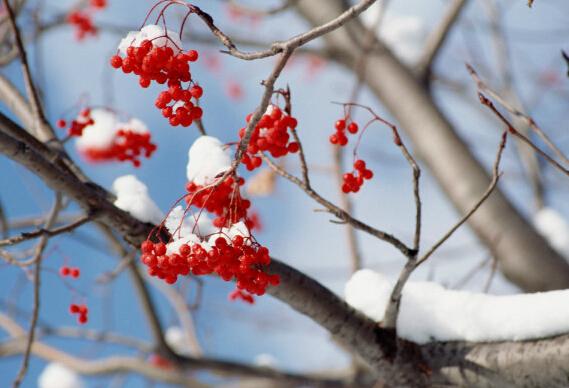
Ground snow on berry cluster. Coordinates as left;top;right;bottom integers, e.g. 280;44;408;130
140;136;278;302
110;25;203;128
239;104;300;171
66;108;156;167
67;0;107;41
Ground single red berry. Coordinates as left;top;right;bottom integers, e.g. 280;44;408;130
56;119;67;128
329;134;338;144
363;169;374;180
59;266;70;277
70;268;80;278
110;55;122;68
335;119;346;131
347;122;359;134
354;160;366;171
69;304;80;314
78;314;88;324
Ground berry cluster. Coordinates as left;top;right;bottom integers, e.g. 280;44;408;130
329;118;358;146
141;236;279;297
59;266;80;278
82;128;157;167
69;303;89;324
110;38;203;127
342;160;374;193
66;0;107;40
239;105;300;171
57;108;94;137
185;177;251;229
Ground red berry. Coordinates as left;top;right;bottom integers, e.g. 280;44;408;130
70;268;80;278
56;119;67;128
363;169;374;180
335;119;346;131
347;122;359;134
110;55;122;68
59;266;70;277
354;160;366;171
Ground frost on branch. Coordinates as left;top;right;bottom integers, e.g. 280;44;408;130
68;108;157;167
346;269;569;344
534;207;569;258
113;175;163;225
141;136;278;302
38;362;84;388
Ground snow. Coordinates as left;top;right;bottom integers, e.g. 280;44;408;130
112;175;163;224
345;269;569;344
361;3;426;64
534;207;569;257
75;109;150;151
186;136;232;185
254;353;278;368
75;108;117;150
118;24;182;56
165;326;193;356
38;363;84;388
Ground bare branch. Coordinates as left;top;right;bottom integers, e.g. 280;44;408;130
0;214;91;247
13;193;62;387
417;0;468;79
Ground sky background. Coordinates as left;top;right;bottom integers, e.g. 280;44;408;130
1;0;569;386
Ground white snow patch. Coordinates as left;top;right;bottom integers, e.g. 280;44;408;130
346;269;569;344
75;109;149;151
254;353;278;368
118;24;182;56
362;3;426;64
534;207;569;257
38;363;84;388
186;136;231;185
113;175;163;224
165;326;193;356
76;109;117;150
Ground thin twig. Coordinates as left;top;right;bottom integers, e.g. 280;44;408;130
0;214;91;247
477;92;569;177
13;193;62;387
417;0;468;79
466;63;569;167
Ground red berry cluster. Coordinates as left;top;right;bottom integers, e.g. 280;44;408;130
110;39;203;127
59;266;80;278
58;108;94;137
185;177;251;229
141;236;279;297
329;118;359;146
69;303;89;324
239;105;300;171
66;0;107;40
342;159;374;193
82;128;157;167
